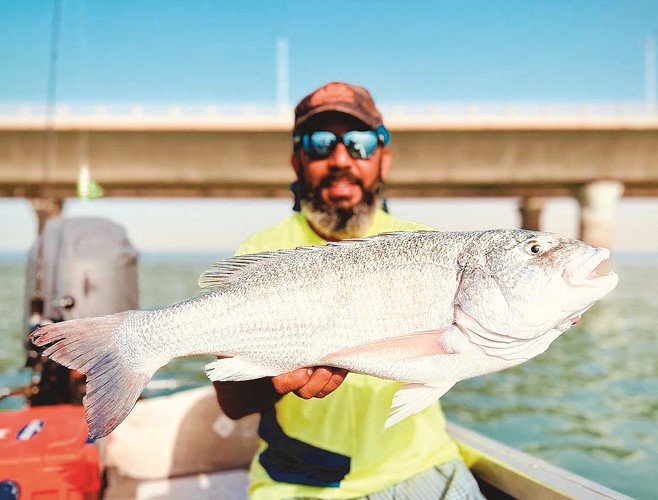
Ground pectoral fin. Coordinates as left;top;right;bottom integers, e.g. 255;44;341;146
205;357;277;382
385;381;455;428
320;328;460;365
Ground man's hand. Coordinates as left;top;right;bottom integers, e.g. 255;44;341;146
272;366;348;399
214;365;348;420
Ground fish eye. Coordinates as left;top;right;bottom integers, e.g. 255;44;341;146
525;240;544;255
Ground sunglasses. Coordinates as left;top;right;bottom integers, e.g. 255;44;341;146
293;125;390;160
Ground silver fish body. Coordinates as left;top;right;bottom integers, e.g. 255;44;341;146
31;229;618;439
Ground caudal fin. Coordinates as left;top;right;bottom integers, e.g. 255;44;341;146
30;311;155;439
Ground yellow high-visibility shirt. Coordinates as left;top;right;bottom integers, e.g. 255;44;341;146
235;210;461;500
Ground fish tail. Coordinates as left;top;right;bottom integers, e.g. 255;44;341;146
30;311;156;440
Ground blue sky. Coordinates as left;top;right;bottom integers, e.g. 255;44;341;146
2;1;657;104
1;1;657;253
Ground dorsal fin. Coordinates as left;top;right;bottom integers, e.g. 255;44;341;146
198;249;302;289
198;231;424;289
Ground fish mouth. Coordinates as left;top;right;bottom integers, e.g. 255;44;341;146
563;247;618;289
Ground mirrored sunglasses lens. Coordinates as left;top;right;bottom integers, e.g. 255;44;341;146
343;131;378;159
309;131;337;157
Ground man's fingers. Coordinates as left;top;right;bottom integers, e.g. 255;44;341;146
271;367;350;399
271;368;312;394
316;369;348;398
294;367;335;399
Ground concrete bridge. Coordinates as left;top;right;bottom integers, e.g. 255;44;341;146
1;102;657;246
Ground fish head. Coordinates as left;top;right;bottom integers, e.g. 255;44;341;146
456;230;618;341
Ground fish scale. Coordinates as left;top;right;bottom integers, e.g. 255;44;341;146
31;229;618;438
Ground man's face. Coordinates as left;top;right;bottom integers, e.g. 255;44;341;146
292;113;391;240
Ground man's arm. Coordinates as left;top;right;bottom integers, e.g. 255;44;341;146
214;366;348;420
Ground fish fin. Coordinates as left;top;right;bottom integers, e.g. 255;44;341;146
198;252;291;288
320;328;459;364
198;232;424;289
385;381;455;428
198;244;329;288
30;312;156;440
205;357;277;382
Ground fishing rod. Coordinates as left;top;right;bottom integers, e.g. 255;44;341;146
22;0;72;406
30;0;63;327
21;0;108;406
27;0;61;314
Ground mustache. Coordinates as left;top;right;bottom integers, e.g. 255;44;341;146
318;171;364;189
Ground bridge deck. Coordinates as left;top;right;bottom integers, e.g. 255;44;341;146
2;103;658;200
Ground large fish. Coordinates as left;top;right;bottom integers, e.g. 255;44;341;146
31;229;618;439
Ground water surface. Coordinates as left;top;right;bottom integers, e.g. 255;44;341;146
0;252;655;499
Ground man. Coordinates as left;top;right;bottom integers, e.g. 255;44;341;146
214;82;483;499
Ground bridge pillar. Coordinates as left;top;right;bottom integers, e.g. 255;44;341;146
577;181;624;248
518;197;545;231
30;197;64;234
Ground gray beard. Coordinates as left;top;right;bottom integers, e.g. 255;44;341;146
299;173;384;240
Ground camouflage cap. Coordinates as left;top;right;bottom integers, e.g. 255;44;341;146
294;81;384;132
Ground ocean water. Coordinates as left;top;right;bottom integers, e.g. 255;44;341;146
0;251;656;499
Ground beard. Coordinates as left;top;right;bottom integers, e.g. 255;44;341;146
299;167;384;240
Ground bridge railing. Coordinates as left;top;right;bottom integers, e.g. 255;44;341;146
0;102;656;128
383;101;658;118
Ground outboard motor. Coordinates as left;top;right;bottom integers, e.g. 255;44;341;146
23;216;139;405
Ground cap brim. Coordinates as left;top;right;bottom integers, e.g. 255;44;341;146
295;104;381;131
